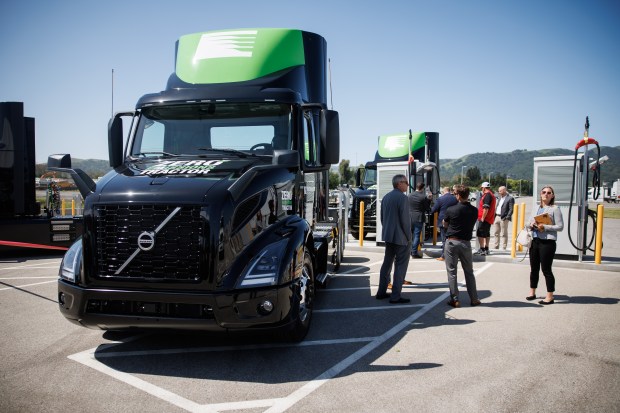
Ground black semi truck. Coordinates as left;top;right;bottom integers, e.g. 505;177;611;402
0;102;82;253
51;28;342;341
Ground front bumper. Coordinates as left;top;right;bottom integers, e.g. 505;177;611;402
58;280;296;332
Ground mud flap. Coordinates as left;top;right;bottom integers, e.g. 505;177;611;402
313;240;329;288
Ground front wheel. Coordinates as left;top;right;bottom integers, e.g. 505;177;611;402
283;251;314;342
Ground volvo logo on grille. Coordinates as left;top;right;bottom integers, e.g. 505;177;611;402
137;231;155;251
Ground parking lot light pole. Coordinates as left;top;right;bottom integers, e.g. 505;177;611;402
488;172;493;185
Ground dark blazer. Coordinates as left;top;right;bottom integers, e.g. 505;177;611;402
408;190;431;224
430;193;458;223
381;188;412;245
498;194;515;221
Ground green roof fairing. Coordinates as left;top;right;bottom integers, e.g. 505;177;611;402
377;132;425;158
175;28;305;84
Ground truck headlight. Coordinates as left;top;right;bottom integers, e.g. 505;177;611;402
59;239;82;283
237;239;288;288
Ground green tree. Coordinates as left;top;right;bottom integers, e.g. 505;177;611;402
466;166;481;185
339;159;353;185
328;170;340;189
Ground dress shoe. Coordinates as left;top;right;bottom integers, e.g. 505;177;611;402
471;299;481;307
525;295;536;301
447;300;461;308
436;257;445;261
411;253;422;259
389;297;411;304
375;293;390;300
403;280;414;286
539;299;554;305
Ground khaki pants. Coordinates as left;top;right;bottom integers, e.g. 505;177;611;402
493;215;510;249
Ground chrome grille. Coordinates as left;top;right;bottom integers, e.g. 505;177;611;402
94;205;202;280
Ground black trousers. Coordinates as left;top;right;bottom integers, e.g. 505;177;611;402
529;238;557;292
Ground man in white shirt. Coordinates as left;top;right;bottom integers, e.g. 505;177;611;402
492;186;515;250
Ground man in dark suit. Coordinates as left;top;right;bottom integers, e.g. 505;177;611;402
376;174;412;304
430;186;458;261
492;186;515;250
408;182;431;258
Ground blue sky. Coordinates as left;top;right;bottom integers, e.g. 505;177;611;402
1;0;618;165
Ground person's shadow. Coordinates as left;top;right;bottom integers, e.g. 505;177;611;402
552;295;619;305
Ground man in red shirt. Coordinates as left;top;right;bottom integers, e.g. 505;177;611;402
475;181;496;256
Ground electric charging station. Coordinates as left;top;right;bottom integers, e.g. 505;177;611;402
376;161;410;245
533;155;582;258
375;159;439;245
532;117;603;261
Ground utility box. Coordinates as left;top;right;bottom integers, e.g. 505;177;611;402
532;155;584;258
376;161;409;244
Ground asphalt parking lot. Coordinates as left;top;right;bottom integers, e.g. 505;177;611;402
1;243;619;412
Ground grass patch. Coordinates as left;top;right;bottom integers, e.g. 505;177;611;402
603;208;620;219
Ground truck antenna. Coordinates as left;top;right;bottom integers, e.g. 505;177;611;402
328;58;334;110
111;68;115;118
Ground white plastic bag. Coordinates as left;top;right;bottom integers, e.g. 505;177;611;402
516;227;532;249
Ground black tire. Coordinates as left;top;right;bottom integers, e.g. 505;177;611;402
284;251;314;342
331;237;341;272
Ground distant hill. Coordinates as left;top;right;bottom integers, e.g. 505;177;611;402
36;146;620;187
35;158;112;179
439;146;620;185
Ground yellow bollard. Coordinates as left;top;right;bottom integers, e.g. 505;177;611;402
595;204;604;264
61;199;66;216
518;203;526;252
359;201;364;247
433;212;438;245
511;205;519;258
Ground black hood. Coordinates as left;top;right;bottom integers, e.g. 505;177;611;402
94;157;263;204
352;187;377;199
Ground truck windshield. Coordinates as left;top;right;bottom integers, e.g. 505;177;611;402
363;168;377;187
131;103;292;157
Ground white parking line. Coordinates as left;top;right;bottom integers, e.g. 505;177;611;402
0;280;56;291
316;304;425;313
0;277;57;280
334;269;450;277
77;337;375;359
264;262;494;413
0;262;61;271
67;262;494;413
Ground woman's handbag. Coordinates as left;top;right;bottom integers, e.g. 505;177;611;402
516;227;532;249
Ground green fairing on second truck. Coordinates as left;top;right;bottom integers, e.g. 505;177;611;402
350;131;440;240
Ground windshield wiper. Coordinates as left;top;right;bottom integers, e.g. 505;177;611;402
131;151;177;158
198;148;250;158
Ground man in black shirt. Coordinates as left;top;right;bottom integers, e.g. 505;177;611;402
408;182;431;258
442;184;481;308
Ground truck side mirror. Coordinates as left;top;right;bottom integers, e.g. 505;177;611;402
320;109;339;165
47;154;96;198
108;112;133;168
47;153;72;169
